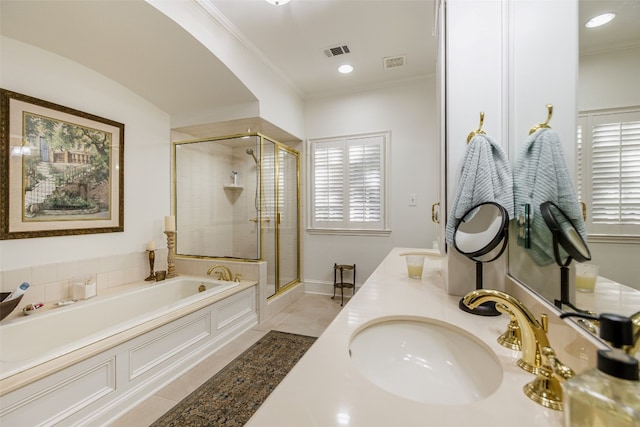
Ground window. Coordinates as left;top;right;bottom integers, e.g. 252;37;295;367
308;132;390;234
577;109;640;240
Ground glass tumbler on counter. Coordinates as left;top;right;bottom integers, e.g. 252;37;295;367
575;263;599;293
404;255;425;279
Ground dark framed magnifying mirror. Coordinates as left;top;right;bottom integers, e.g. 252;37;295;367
540;201;592;312
454;202;509;316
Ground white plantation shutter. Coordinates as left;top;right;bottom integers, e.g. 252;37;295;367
348;137;382;222
576;125;583;201
313;142;344;222
578;110;640;237
309;132;389;233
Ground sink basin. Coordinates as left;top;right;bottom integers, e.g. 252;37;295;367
349;316;503;405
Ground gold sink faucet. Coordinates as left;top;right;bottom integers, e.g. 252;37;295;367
207;265;233;281
630;310;640;357
462;289;575;410
463;289;550;374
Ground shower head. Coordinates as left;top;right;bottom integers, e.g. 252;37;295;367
246;148;258;163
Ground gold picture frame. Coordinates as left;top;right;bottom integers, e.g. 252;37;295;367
0;89;124;239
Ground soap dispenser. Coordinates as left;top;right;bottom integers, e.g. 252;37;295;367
560;312;640;427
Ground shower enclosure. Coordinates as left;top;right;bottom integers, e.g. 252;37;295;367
173;133;300;298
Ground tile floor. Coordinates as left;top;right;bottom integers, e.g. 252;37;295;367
109;293;344;426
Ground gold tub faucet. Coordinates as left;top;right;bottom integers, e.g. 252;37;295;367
462;289;575;410
207;265;233;281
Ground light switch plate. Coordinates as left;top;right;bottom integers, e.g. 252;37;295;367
409;194;417;206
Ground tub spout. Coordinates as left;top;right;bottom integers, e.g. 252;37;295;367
207;265;233;281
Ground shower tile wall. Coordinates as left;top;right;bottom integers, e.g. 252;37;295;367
231;146;259;260
176;142;258;259
177;143;232;256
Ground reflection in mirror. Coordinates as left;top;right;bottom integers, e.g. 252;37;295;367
508;1;640;335
540;201;591;312
540;201;591;263
454;202;509;316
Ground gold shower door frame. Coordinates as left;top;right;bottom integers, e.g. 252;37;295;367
171;132;301;298
260;135;301;298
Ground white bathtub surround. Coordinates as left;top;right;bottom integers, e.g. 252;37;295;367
0;276;258;426
111;293;344;425
246;248;603;427
71;275;97;301
0;249;169;320
174;257;304;323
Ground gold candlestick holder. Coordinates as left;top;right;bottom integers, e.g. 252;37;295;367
165;231;177;278
145;250;156;281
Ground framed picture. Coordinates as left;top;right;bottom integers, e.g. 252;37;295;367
0;89;124;239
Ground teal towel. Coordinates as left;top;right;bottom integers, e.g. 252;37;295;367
513;128;587;266
446;134;514;245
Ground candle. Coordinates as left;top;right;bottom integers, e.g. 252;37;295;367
147;240;156;251
164;215;176;232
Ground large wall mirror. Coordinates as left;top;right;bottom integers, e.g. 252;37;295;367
508;0;639;326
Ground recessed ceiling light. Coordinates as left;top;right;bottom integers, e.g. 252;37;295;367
585;12;615;28
265;0;290;5
338;64;354;74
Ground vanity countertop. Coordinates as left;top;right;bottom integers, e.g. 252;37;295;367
576;276;640;317
246;248;565;427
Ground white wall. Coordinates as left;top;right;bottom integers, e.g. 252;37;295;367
579;46;640;112
0;37;171;297
302;78;439;290
577;46;640;287
147;0;305;138
444;0;508;297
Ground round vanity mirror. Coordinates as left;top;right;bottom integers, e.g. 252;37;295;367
454;203;509;262
454;202;509;316
540;201;591;263
540;201;592;311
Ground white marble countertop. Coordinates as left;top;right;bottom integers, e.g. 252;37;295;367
246;248;564;427
575;276;640;318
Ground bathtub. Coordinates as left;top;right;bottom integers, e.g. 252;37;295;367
0;275;258;426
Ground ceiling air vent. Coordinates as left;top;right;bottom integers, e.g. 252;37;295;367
383;55;406;69
323;45;351;58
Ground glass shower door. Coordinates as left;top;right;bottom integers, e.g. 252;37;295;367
262;138;300;298
262;140;277;298
277;147;299;289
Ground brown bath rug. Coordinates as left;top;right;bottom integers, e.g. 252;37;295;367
150;330;316;427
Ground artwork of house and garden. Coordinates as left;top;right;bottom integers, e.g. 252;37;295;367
22;112;112;221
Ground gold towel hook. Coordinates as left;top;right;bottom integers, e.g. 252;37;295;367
467;112;486;143
529;104;553;134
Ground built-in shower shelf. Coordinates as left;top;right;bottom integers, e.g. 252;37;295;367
223;184;244;190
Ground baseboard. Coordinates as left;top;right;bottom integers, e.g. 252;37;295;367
303;280;359;297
